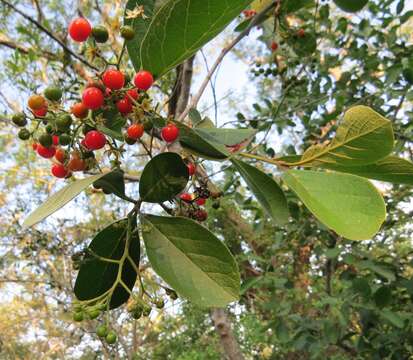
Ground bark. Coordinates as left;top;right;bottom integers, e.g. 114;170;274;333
211;308;245;360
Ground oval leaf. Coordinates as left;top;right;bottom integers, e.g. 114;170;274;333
23;172;111;228
139;152;189;203
141;214;240;307
320;155;413;185
74;219;140;309
297;106;394;167
133;0;253;77
282;170;386;240
231;159;289;225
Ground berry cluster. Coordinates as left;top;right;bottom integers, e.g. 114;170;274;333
12;18;180;180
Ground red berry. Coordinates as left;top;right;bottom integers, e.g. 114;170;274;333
180;193;193;202
68;157;86;172
51;164;70;178
297;29;305;38
196;198;207;206
271;41;278;51
71;102;89;119
32;143;38;151
55;148;68;163
127;124;144;140
126;89;139;101
32;106;48;117
84;130;106;150
37;144;56;158
116;98;133;115
69;18;92;42
194;209;208;221
134;70;154;91
187;163;196;176
102;69;125;90
52;135;59;146
161;124;179;143
82;87;104;110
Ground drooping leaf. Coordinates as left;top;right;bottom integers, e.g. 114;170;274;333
282;170;386;240
74;219;140;309
141;214;240;307
198;128;256;147
129;0;253;77
231;159;289;225
188;108;203;126
92;170;126;199
97;125;124;141
139;152;188;203
320;156;413;186
380;310;405;328
358;260;396;282
23;172;111;228
296;106;394;167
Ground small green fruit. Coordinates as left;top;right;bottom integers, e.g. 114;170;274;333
18;128;31;140
105;331;117;344
92;25;109;43
142;305;151;317
155;299;164;309
132;308;142;319
73;312;84;322
12;113;27;127
88;309;100;320
124;135;136;145
39;133;53;147
45;124;54;134
56;114;72;131
120;25;135;40
334;0;368;12
96;325;108;337
44;86;63;102
59;133;71;146
143;118;153;132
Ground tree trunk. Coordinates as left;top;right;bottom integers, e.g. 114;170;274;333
211;308;245;360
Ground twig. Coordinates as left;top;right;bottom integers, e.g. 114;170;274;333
177;1;276;121
0;0;99;72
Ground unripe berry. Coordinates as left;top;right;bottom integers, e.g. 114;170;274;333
96;325;108;337
18;128;31;140
56;114;73;131
73;312;84;322
59;133;72;146
105;331;117;344
44;86;62;102
68;157;86;172
12;113;27;127
92;25;109;43
39;133;53;147
55;148;68;164
120;25;135;40
28;95;46;110
71;102;89;119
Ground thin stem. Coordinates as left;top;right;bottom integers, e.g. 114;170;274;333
177;1;276;121
0;0;99;72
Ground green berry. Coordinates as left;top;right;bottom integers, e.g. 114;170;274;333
39;133;53;147
73;312;84;322
12;113;27;127
96;325;108;337
18;128;31;140
88;309;100;320
56;114;72;131
59;133;71;146
105;331;117;344
92;25;109;43
120;25;135;40
124;135;136;145
44;86;63;102
45;124;54;134
142;305;151;317
155;299;164;309
132;308;142;319
143;118;153;132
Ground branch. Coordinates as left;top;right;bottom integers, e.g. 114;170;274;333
0;0;99;72
178;1;276;121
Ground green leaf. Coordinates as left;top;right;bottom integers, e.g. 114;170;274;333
188;108;203;126
141;214;240;307
179;124;256;160
97;124;124;141
231;159;289;225
23;173;111;228
374;286;392;308
380;310;405;328
139;152;188;203
297;106;394;167
282;0;314;13
92;170;126;199
282;170;386;240
358;260;396;282
74;219;140;309
290;32;317;57
130;0;253;77
320;156;413;186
